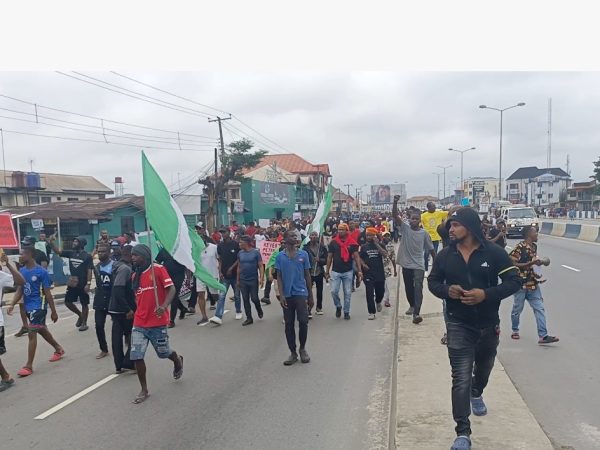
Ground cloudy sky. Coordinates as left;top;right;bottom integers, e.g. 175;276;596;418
1;71;599;199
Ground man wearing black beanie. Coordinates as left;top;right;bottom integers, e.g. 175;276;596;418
428;207;521;450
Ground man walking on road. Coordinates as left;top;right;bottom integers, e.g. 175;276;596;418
428;208;521;450
92;244;114;359
509;226;559;344
421;202;447;273
237;235;265;326
325;223;362;320
393;196;435;324
7;247;65;377
212;229;242;324
129;244;183;404
381;231;397;308
49;235;93;331
303;231;327;317
276;231;313;366
359;227;388;320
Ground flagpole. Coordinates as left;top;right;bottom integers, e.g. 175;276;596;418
142;149;160;311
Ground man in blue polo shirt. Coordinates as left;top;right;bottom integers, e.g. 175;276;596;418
275;231;314;366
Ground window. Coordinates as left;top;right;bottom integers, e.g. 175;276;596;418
41;196;52;203
537;182;543;188
548;193;554;199
509;183;518;189
230;188;241;200
121;216;135;235
67;197;79;201
56;197;62;201
549;182;554;187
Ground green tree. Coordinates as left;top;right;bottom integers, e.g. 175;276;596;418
592;156;600;194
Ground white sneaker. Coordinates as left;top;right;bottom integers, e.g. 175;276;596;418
209;316;222;325
368;314;376;320
235;313;243;320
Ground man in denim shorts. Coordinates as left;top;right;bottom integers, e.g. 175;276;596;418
129;244;183;404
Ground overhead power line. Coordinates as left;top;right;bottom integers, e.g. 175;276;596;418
56;71;215;119
0;93;216;140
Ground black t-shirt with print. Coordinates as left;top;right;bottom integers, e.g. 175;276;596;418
60;249;93;288
359;242;386;282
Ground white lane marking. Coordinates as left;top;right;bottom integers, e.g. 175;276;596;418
198;309;229;326
7;314;76;337
35;374;120;420
561;264;581;272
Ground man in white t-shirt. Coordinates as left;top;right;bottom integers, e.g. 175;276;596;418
196;239;219;325
0;252;26;392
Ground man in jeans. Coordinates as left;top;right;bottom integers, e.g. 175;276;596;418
210;229;242;325
325;223;362;320
509;226;559;344
393;196;436;324
276;231;313;365
237;235;265;326
428;208;521;450
130;244;183;404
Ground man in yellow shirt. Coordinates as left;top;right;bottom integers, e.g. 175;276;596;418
421;202;448;272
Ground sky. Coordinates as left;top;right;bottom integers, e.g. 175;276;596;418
1;71;599;200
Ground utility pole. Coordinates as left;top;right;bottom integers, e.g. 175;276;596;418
214;147;219;230
432;173;442;201
547;98;552;169
437;165;452;201
208;115;232;226
344;183;353;214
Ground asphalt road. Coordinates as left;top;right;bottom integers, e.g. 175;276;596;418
0;281;397;450
499;234;600;450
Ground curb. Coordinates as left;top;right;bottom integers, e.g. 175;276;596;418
540;220;600;242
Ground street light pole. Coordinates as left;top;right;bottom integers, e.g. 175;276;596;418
432;173;442;201
479;102;526;201
437;165;452;201
344;183;353;214
448;147;476;198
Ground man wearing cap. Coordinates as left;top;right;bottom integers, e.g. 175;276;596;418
392;196;436;324
428;207;521;450
129;244;183;404
325;223;362;320
49;235;93;332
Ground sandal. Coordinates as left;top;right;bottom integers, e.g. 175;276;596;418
132;392;150;404
17;367;33;377
49;349;65;362
384;301;391;307
511;332;520;340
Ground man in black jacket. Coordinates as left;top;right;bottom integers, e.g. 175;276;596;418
108;244;136;373
93;244;114;359
303;231;328;317
428;208;521;450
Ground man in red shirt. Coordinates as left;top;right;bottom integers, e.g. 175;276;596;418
245;221;257;238
348;221;361;244
129;244;183;404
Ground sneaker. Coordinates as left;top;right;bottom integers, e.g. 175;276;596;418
538;335;559;345
76;317;83;328
315;309;324;315
344;313;351;320
335;307;342;318
376;303;383;313
261;297;271;305
471;396;487;416
208;316;222;325
299;348;310;363
283;353;298;366
242;319;254;326
95;351;109;359
196;318;209;325
257;309;264;320
209;305;216;310
412;315;423;324
405;307;414;316
168;321;175;328
235;313;243;320
308;312;313;320
0;378;15;392
78;324;89;332
368;314;376;320
187;308;196;314
15;327;28;338
450;435;471;450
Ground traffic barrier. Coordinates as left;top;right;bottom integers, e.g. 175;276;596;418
564;223;581;239
540;222;553;235
579;224;600;242
550;222;566;237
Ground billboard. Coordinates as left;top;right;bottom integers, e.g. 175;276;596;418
370;184;406;204
257;181;291;205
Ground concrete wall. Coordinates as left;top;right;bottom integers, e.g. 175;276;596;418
539;221;600;243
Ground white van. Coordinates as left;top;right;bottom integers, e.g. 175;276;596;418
501;206;539;238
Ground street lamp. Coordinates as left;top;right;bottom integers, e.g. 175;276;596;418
448;147;476;198
432;173;442;201
479;102;526;201
437;165;452;201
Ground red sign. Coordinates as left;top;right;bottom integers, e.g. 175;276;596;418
258;240;279;264
0;214;19;248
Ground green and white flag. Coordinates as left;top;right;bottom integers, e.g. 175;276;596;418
302;184;333;246
142;152;225;292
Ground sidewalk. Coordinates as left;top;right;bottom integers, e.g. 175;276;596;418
395;287;553;449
